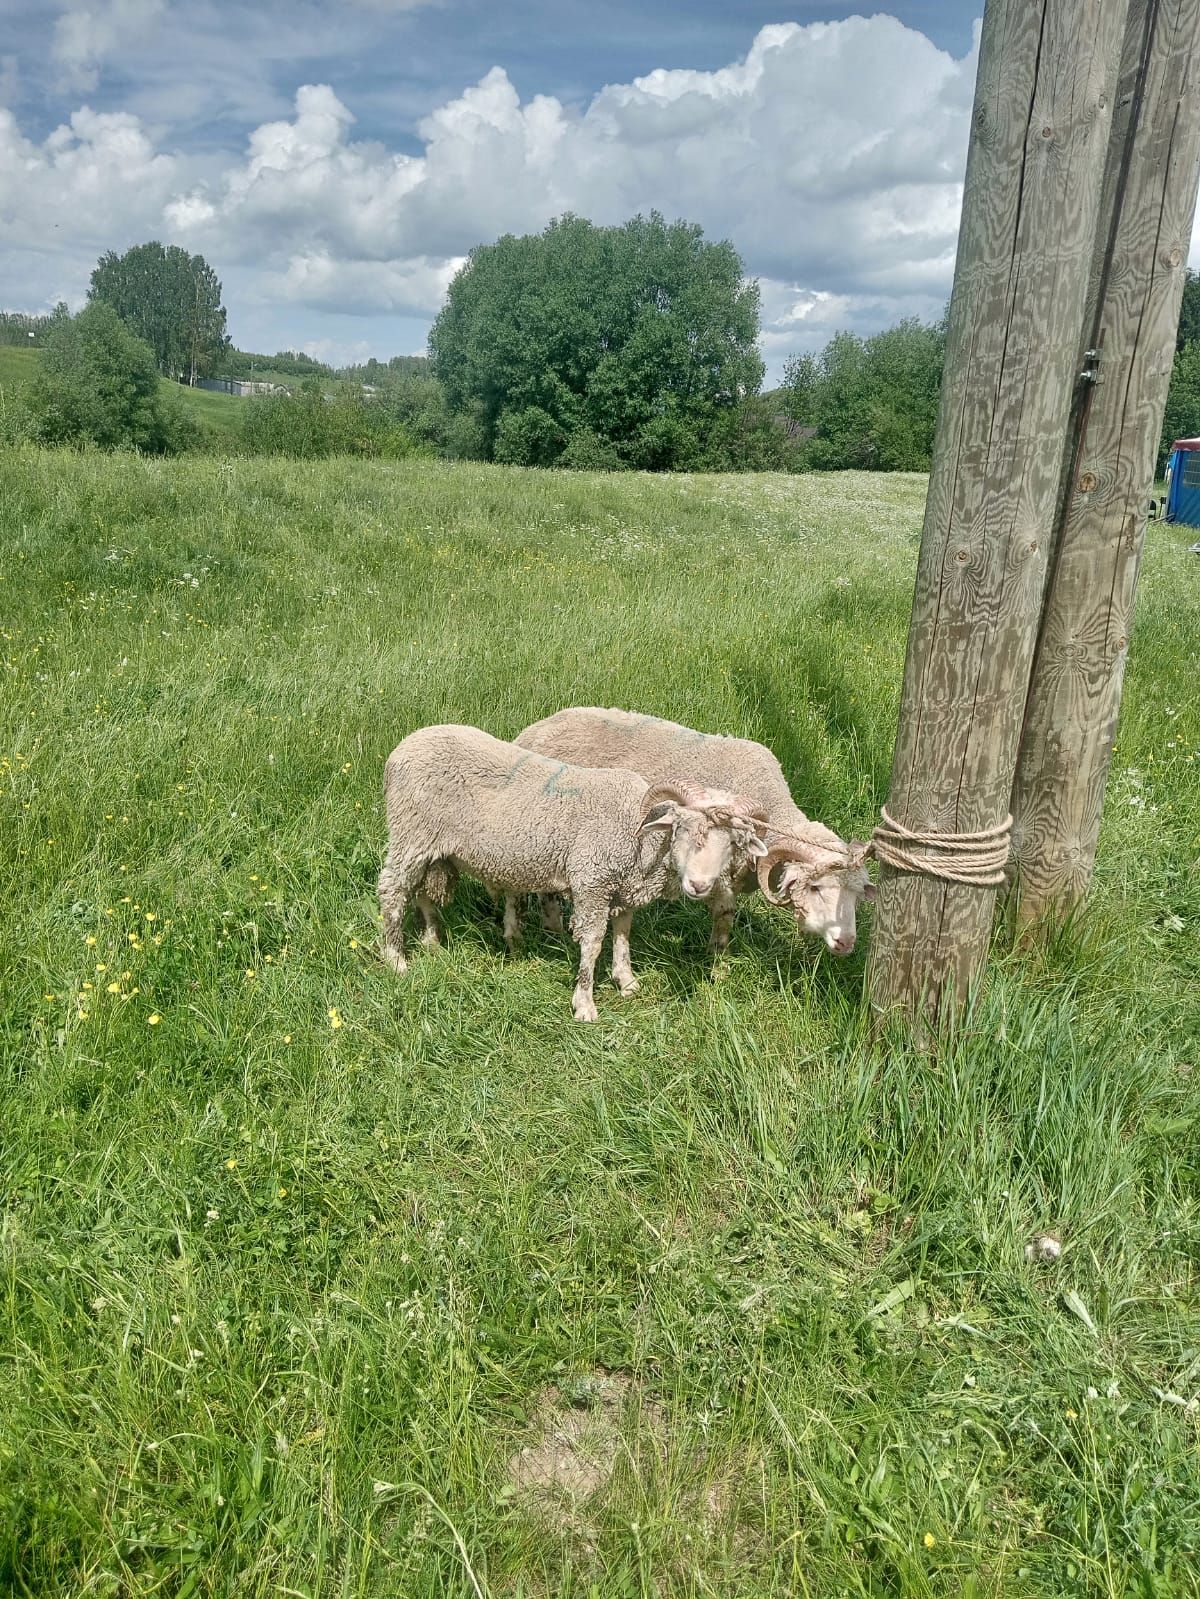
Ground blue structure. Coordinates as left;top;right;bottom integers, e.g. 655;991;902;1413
1164;436;1200;525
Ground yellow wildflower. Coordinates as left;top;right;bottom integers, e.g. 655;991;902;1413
923;1533;936;1550
96;963;107;973
327;1007;343;1030
147;1013;161;1026
107;981;121;994
245;968;256;979
225;1157;237;1170
85;934;97;947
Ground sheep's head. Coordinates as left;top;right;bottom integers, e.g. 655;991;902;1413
755;831;876;955
638;782;767;900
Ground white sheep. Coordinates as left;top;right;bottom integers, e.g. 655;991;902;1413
377;724;767;1021
515;707;874;956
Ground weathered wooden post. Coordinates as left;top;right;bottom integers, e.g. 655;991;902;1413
865;0;1130;1021
1010;0;1200;928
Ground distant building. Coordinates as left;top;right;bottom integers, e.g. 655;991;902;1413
194;377;291;398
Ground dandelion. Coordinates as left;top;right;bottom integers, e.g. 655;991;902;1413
147;1013;161;1026
78;1009;90;1020
83;981;93;991
278;1188;288;1198
107;981;121;994
145;912;156;922
1065;1407;1078;1420
245;968;256;979
43;992;56;1002
96;963;107;973
225;1157;237;1170
349;938;359;949
327;1007;343;1030
85;934;97;947
923;1532;936;1550
283;1034;292;1044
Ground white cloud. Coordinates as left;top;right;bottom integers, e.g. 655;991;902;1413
52;0;167;93
6;14;993;371
157;17;976;337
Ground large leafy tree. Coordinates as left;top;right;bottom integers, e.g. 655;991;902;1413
89;242;229;382
429;213;763;469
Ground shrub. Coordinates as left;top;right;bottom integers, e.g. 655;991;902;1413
559;427;622;471
24;302;198;453
493;405;566;467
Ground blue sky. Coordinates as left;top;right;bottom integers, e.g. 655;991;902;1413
1;2;985;376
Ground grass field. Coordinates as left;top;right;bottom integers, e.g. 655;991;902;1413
1;450;1198;1597
0;348;246;440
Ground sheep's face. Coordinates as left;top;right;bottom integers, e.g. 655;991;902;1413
640;804;766;900
775;860;875;955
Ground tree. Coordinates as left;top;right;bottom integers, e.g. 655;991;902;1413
1176;269;1200;352
89;242;229;382
1159;338;1200;470
24;300;195;452
429;213;763;469
780;316;946;471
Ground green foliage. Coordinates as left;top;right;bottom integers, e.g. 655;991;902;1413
22;301;198;453
220;347;334;380
1;454;1199;1597
1175;269;1200;353
782;317;946;471
0;305;66;346
1160;338;1200;470
89;241;229;381
430;212;764;470
493;404;566;466
238;380;429;460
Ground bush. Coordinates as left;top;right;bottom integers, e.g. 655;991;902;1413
493;405;566;467
23;302;198;453
238;381;434;460
559;427;622;471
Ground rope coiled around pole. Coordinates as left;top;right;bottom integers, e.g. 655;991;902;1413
870;807;1013;888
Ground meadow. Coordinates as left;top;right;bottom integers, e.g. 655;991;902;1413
1;450;1197;1598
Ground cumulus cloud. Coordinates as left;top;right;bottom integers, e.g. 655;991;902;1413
52;0;167;93
8;15;988;366
155;16;975;343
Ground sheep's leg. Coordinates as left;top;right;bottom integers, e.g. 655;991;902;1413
540;893;564;933
416;892;443;947
502;894;524;955
610;909;639;996
707;883;737;956
378;856;418;974
570;897;609;1023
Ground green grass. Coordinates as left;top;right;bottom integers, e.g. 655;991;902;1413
1;451;1197;1598
166;378;246;436
0;344;37;394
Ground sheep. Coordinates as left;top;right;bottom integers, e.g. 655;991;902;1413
515;707;875;957
377;724;768;1021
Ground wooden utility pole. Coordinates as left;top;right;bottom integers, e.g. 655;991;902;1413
1010;0;1200;929
865;0;1130;1021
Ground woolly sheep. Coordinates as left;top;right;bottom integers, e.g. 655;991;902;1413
377;724;768;1021
515;707;874;956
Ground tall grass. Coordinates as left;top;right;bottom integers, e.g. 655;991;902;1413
1;450;1197;1597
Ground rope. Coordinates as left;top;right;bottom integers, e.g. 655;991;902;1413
871;806;1012;888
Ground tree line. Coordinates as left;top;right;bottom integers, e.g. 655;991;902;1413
5;227;1200;470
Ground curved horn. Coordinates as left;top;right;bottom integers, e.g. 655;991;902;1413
754;829;818;903
639;779;708;819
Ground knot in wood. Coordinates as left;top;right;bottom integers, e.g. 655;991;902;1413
1041;125;1053;139
1078;471;1097;493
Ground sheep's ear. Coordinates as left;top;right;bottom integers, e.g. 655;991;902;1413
638;802;676;834
744;834;769;860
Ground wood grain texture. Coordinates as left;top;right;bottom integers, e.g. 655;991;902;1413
1010;0;1200;928
865;0;1129;1020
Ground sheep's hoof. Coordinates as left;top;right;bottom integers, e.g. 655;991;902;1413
572;994;599;1023
616;975;640;996
420;927;441;948
379;943;408;975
